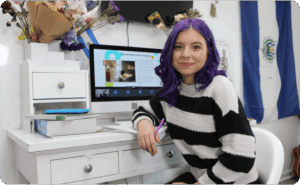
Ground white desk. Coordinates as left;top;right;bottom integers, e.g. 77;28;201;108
7;128;186;184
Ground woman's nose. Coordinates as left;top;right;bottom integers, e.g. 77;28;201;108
182;48;191;58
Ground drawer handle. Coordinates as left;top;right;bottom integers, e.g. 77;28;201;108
58;82;65;89
84;164;93;173
167;151;174;158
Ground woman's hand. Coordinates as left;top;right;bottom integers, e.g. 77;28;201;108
171;181;199;184
137;119;161;156
172;182;186;184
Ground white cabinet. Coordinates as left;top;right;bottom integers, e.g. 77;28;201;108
32;73;86;99
51;152;119;184
8;129;187;184
20;59;90;133
122;144;183;173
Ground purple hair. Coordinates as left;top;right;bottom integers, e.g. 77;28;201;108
154;18;227;108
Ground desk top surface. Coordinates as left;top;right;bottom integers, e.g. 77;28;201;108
7;129;143;153
8;120;255;153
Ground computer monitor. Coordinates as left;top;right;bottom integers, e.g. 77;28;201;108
89;44;163;116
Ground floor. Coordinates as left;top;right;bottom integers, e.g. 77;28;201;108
279;176;299;184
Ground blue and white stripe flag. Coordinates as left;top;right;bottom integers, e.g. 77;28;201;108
77;28;99;59
240;1;298;124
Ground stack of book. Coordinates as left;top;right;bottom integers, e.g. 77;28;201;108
26;109;102;137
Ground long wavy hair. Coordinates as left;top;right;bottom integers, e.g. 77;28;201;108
154;18;227;108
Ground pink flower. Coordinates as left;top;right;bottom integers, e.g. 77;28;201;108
174;14;184;21
41;2;49;8
85;17;94;26
85;17;93;23
71;8;81;15
156;22;165;30
55;1;65;9
30;34;38;41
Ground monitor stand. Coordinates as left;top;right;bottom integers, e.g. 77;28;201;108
114;111;134;122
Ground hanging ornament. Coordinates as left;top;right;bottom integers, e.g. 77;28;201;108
210;0;218;18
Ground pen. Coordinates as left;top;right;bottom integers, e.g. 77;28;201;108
154;118;165;137
146;118;165;152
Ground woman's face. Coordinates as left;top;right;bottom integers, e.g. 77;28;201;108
172;28;209;85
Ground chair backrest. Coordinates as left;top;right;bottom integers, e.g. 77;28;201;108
252;127;284;184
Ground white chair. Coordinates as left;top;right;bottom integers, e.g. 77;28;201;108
166;127;284;184
252;127;284;184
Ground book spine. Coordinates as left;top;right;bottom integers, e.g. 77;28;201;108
35;119;49;136
35;118;97;137
56;116;65;121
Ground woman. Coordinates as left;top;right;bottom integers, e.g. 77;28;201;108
132;18;260;184
118;70;128;82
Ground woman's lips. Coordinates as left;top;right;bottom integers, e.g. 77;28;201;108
180;63;194;67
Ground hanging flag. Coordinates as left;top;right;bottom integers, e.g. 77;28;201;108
77;28;99;59
240;1;298;124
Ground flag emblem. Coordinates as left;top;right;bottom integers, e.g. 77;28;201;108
262;37;276;63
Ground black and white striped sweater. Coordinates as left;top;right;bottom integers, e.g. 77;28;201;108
132;75;259;184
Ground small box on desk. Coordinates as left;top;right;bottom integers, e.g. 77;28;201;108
64;60;80;70
35;118;97;137
24;42;49;66
48;51;64;67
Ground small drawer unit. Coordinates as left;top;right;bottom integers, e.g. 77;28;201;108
20;59;90;133
32;72;86;99
51;152;119;184
122;144;183;172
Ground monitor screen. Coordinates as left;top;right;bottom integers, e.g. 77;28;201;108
89;44;163;103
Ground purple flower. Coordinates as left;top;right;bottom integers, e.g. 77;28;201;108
63;30;76;44
76;42;85;50
117;14;125;23
109;1;115;6
112;5;119;11
86;2;93;9
86;1;99;11
60;41;85;51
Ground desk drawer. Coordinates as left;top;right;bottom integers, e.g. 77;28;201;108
51;152;118;184
32;73;86;99
122;144;183;172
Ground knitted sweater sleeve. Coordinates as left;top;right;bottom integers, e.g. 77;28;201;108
198;77;256;184
132;89;167;130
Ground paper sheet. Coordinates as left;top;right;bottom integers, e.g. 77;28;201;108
101;124;168;139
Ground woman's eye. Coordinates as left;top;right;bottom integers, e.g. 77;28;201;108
174;45;201;49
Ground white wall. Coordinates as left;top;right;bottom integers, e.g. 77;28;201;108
0;1;299;184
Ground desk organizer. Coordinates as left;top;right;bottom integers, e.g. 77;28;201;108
21;42;90;133
24;42;79;70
